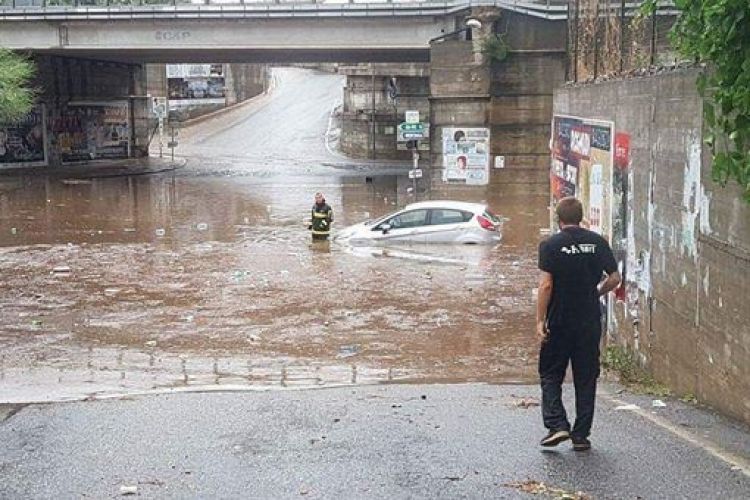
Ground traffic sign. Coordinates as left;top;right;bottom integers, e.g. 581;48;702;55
405;110;419;124
398;121;426;142
408;169;423;179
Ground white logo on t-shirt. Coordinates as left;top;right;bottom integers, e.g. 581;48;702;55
561;244;597;255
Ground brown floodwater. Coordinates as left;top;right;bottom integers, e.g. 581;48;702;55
0;69;549;403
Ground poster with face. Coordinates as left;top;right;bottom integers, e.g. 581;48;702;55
442;127;490;185
0;105;47;167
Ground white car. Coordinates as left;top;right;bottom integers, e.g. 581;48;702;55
336;200;502;245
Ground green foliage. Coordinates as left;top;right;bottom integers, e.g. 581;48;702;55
0;49;36;124
602;345;671;396
481;34;509;63
669;0;750;202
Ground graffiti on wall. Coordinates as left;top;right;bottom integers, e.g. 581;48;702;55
53;102;130;163
442;127;490;185
0;105;47;166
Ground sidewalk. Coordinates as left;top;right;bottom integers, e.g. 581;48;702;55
0;156;184;179
1;383;748;499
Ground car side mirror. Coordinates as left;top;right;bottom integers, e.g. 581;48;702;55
381;224;391;234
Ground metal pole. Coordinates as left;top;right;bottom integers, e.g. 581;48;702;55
412;146;418;201
565;0;571;81
370;71;376;160
593;2;599;80
619;0;626;73
650;8;657;66
573;0;579;82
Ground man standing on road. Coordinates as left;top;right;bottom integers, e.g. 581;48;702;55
536;196;621;451
309;192;334;241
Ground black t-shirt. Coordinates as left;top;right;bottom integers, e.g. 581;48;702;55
538;226;617;327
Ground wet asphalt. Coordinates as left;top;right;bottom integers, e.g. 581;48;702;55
1;384;749;499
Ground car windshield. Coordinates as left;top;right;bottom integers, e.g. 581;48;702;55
374;209;428;230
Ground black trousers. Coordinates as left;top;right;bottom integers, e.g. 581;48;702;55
539;319;601;438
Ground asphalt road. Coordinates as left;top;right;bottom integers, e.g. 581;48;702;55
1;384;748;499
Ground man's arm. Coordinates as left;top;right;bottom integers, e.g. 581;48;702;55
597;237;621;296
598;271;621;296
536;271;553;343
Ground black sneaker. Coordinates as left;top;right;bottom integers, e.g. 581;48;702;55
540;430;570;447
571;436;591;451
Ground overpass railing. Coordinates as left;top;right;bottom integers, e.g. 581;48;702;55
0;1;676;23
0;0;573;20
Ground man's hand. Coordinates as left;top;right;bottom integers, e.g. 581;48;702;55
598;271;622;296
536;320;549;344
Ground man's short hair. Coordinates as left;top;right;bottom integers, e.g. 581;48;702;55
556;197;583;225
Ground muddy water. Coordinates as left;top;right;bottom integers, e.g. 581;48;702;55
0;70;549;403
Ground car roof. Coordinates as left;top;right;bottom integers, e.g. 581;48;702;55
403;200;488;213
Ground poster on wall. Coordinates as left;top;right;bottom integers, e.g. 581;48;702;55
442;127;490;185
0;105;47;167
550;115;614;240
612;132;631;302
53;101;130;163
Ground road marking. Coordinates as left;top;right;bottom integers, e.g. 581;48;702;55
602;393;750;477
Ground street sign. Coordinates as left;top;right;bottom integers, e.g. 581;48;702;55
408;169;423;179
405;110;419;124
397;121;426;142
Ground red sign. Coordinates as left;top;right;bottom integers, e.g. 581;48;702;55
614;132;630;169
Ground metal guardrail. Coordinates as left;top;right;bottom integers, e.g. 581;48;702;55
0;0;572;20
0;0;676;21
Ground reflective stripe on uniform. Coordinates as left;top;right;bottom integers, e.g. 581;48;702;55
313;212;329;218
311;229;331;235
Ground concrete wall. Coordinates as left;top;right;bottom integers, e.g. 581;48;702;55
554;69;750;425
428;10;566;192
225;64;268;106
489;12;566;193
339;63;430;160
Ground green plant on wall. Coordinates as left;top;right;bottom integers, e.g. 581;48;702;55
642;0;750;202
0;49;36;124
481;33;509;63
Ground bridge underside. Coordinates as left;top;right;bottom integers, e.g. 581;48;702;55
0;16;450;64
28;47;431;64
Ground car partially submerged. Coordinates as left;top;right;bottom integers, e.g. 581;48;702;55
336;200;502;245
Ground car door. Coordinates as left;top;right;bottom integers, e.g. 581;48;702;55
370;209;429;244
421;208;474;243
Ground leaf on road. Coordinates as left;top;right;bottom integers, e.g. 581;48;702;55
503;479;592;499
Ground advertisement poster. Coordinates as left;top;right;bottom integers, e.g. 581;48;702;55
0;105;47;166
54;102;130;163
442;127;490;185
550;115;614;240
612;132;631;301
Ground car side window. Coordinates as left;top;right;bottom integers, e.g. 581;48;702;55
377;209;428;230
429;209;473;225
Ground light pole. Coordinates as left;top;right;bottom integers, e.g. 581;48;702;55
428;18;482;44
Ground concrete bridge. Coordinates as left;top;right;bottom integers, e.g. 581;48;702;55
0;0;570;63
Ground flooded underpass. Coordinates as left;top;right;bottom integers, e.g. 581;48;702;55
0;69;549;403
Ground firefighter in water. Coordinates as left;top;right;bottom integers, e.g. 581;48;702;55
309;192;334;240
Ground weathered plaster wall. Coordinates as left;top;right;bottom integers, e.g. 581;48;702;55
554;68;750;424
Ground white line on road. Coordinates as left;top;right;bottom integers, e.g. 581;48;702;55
602;392;750;478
